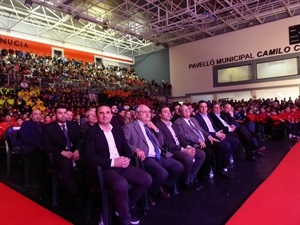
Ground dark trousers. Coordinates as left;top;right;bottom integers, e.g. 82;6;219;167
206;141;229;172
197;146;213;178
143;156;184;198
103;165;152;225
234;126;257;157
173;148;205;184
223;135;240;161
55;157;78;196
24;149;47;186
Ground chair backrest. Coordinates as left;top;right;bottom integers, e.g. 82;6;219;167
4;126;22;153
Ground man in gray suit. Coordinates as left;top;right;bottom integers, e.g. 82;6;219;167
124;104;184;204
174;105;231;179
155;106;205;189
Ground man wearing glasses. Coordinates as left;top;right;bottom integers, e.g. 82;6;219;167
124;104;184;205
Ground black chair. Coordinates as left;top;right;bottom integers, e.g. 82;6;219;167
48;153;59;206
4;126;29;186
271;125;288;141
86;165;111;225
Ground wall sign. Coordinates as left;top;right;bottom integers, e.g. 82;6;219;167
188;45;300;69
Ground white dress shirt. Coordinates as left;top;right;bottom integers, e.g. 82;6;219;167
99;124;120;167
137;120;158;158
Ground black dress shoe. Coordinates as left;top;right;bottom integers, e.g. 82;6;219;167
254;146;266;152
194;183;203;192
182;183;192;190
72;196;83;209
255;151;267;157
159;188;171;199
191;178;199;184
247;155;259;162
218;170;233;179
226;163;234;169
149;199;156;207
198;175;210;183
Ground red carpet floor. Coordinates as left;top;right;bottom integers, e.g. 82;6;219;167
227;141;300;225
0;183;72;225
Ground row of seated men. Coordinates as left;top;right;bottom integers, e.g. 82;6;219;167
16;101;266;225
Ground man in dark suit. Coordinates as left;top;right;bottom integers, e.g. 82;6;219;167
79;109;97;139
155;106;205;188
19;109;46;190
124;104;184;203
195;101;239;167
174;104;231;179
83;105;152;225
111;104;124;127
41;106;81;206
209;103;265;161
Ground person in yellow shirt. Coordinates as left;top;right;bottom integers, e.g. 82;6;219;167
0;95;7;108
6;95;15;106
32;98;46;112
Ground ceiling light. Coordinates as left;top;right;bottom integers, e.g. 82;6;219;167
73;15;80;22
103;22;108;30
24;0;33;8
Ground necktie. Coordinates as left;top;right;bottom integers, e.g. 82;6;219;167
36;122;42;133
188;120;205;142
144;125;161;160
61;124;71;150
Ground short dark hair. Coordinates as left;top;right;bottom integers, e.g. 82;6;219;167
55;105;67;113
157;105;170;114
96;104;112;114
198;100;207;107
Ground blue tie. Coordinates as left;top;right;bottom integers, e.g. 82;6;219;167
188;120;205;142
61;124;71;150
144;125;161;160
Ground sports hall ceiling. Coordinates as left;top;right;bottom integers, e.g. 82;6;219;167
1;0;300;58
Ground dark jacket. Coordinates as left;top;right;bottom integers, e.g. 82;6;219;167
41;121;80;163
83;124;132;169
19;120;45;154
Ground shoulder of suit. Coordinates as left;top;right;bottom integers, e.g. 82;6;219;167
191;117;198;122
154;119;163;127
47;121;58;127
112;124;123;132
173;117;182;124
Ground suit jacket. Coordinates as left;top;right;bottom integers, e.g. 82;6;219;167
79;122;95;140
209;112;231;134
221;112;241;127
41;121;80;162
154;119;188;152
83;124;132;169
174;117;210;146
123;120;164;157
19;119;45;154
194;112;220;138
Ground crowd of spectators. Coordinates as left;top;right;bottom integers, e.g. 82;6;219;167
0;48;170;138
0;48;171;95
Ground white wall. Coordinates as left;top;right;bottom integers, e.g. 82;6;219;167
217;91;252;101
0;30;133;64
169;16;300;98
191;94;214;102
255;86;300;101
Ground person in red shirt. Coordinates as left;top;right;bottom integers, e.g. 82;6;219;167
244;107;259;138
0;114;18;140
279;106;298;138
246;107;258;123
268;106;291;139
257;107;270;140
